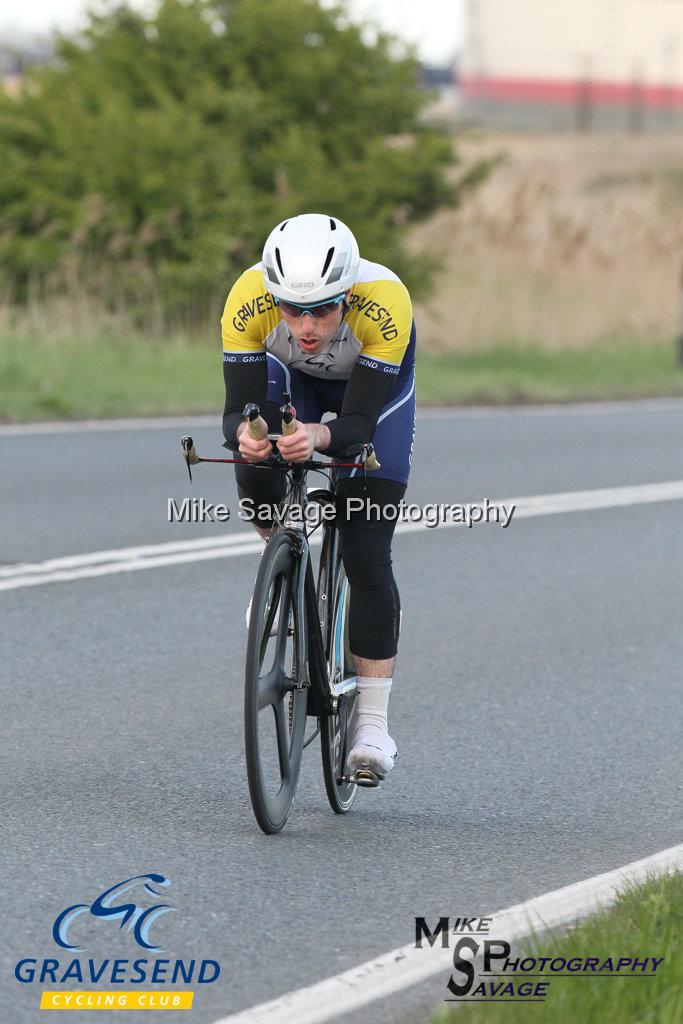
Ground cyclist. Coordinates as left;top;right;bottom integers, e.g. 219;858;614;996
221;213;415;782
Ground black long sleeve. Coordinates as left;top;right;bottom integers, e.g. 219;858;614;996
324;361;399;456
222;358;268;447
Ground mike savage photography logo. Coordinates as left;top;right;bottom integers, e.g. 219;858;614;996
15;873;221;1012
415;916;665;1005
168;497;516;529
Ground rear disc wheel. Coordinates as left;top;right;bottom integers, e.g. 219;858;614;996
321;560;358;813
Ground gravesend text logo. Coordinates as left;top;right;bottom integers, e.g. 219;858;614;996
15;871;220;1011
53;874;175;953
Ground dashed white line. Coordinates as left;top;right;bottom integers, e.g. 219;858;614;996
2;480;682;593
211;843;683;1024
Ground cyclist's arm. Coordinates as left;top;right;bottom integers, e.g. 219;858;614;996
222;358;267;448
220;268;275;447
323;362;397;456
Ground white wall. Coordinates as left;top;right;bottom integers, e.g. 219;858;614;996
462;0;683;87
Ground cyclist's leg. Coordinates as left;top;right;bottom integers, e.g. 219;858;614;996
335;477;404;778
333;362;416;778
333;357;416;659
334;477;406;663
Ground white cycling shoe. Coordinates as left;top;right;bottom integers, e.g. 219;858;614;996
346;724;397;786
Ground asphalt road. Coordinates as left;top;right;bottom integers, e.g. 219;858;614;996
2;400;682;1024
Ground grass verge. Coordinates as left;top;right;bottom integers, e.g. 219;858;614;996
430;870;682;1024
1;333;683;422
0;332;223;421
416;338;683;406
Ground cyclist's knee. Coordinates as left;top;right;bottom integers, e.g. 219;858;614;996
340;541;393;592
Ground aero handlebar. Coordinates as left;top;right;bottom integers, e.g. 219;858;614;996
179;392;381;480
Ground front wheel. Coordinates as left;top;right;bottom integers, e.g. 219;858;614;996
244;532;308;834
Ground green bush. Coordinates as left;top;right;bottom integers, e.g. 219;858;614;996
0;0;461;327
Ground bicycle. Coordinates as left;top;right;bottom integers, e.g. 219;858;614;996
180;393;382;834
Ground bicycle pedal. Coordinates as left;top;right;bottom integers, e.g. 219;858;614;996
347;767;383;788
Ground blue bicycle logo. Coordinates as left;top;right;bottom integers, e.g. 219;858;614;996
52;874;175;952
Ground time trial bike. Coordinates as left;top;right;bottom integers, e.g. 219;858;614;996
180;394;381;834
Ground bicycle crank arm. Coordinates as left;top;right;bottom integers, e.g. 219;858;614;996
330;677;357;701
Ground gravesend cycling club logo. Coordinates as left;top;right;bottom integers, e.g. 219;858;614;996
14;872;221;1012
53;873;175;953
415;916;665;1005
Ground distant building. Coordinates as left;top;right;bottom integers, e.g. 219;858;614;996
0;35;52;94
420;63;458;124
459;0;683;131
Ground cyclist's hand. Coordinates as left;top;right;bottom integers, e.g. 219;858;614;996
276;421;316;462
237;417;273;462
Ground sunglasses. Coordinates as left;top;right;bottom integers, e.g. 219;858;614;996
276;294;346;318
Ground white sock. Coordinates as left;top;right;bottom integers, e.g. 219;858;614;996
353;676;392;736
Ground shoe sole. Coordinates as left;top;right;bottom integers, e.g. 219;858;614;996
345;751;397;788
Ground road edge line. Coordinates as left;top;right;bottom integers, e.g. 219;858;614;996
211;843;683;1024
3;396;683;435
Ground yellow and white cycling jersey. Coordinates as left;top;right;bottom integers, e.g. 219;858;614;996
221;258;413;381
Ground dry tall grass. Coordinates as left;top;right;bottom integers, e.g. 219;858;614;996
3;132;682;353
411;132;683;351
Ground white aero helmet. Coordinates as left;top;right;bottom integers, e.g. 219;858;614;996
262;213;360;305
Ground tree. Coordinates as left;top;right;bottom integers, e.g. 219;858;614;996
0;0;460;325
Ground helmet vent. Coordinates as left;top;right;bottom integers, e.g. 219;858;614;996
275;247;285;277
321;246;335;277
326;249;348;285
279;221;289;232
330;218;337;230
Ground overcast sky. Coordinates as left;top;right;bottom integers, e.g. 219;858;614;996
0;0;464;64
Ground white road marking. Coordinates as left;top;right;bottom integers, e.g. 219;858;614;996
0;543;268;590
2;480;682;593
0;532;261;579
2;396;683;436
212;843;683;1024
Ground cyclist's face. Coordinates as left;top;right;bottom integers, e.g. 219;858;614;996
279;294;348;354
